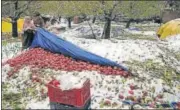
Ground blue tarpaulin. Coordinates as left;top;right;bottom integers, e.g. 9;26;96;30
30;28;128;71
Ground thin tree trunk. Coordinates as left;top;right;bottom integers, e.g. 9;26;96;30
58;16;61;23
87;20;96;39
12;1;18;37
12;18;18;37
126;19;132;28
67;17;71;28
92;16;96;24
103;19;111;39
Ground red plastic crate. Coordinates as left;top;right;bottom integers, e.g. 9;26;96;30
47;79;91;108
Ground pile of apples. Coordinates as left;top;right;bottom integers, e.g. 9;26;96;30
4;48;129;77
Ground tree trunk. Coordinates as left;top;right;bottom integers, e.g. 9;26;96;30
87;20;96;39
67;17;71;28
58;16;61;23
11;1;18;38
103;19;111;39
92;16;96;24
12;18;18;37
126;19;132;28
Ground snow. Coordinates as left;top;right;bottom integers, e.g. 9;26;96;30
165;34;180;52
59;24;103;39
2;67;178;109
2;64;11;82
26;98;50;109
56;74;88;90
2;24;180;109
2;42;22;61
60;31;164;64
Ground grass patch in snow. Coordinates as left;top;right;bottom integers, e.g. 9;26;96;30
2;32;22;40
125;59;165;75
135;25;159;31
2;80;43;109
116;34;157;41
174;52;180;61
125;59;180;86
2;40;8;46
2;92;23;109
161;69;178;87
2;83;24;109
2;38;21;44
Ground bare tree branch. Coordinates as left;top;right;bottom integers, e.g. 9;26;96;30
14;0;32;19
112;14;117;21
109;1;119;14
99;1;108;15
2;1;17;6
99;1;120;21
17;1;30;10
2;0;32;19
87;20;97;39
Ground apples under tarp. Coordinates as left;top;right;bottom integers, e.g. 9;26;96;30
30;28;128;71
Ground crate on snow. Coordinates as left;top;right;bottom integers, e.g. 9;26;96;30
47;79;91;109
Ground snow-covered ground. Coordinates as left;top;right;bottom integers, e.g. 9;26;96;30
2;24;180;109
2;64;180;109
60;28;180;64
166;35;180;52
2;42;22;62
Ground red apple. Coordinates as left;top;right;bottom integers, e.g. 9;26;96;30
157;94;163;99
130;84;135;90
119;94;124;99
104;100;111;106
129;90;134;95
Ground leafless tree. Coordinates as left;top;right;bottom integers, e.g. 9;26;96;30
99;1;120;39
166;0;180;10
2;0;32;37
